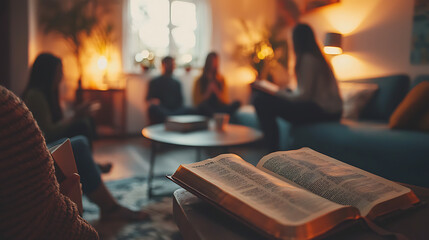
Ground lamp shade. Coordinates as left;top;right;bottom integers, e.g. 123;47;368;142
324;32;342;55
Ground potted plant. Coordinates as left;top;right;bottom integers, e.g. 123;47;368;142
38;0;115;102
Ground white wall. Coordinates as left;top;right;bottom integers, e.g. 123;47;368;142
300;0;427;81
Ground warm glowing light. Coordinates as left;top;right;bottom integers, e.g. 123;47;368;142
257;44;274;60
331;53;388;80
230;67;257;85
321;0;380;35
324;46;343;55
85;46;123;90
97;56;108;70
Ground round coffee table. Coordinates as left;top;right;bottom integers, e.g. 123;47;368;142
142;123;263;198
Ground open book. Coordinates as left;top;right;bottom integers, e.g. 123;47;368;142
169;148;419;240
252;79;280;95
49;139;83;214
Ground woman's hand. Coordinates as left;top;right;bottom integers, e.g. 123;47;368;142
59;173;83;215
74;101;100;118
207;81;223;98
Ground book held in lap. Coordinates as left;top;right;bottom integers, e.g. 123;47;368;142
169;148;419;240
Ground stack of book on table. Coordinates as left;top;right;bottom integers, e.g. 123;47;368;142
165;115;209;132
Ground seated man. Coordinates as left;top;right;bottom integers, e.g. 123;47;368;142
146;56;194;124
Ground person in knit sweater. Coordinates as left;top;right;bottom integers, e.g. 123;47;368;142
0;85;99;239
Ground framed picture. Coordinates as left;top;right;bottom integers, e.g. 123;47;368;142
305;0;340;12
410;0;429;65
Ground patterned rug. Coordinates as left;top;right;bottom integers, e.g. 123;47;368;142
82;176;183;240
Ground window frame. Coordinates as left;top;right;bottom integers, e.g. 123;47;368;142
122;0;211;73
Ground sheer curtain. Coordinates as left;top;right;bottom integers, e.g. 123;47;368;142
194;0;212;67
122;0;212;73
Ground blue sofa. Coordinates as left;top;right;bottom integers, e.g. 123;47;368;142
233;75;429;187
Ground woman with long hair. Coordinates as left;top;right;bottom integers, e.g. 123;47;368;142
193;52;241;117
22;53;97;147
253;23;343;151
22;53;149;221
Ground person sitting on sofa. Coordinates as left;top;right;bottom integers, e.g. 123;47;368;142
193;52;241;117
0;85;99;240
252;23;343;151
22;53;112;173
146;56;194;124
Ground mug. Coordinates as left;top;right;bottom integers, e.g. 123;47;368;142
214;113;230;131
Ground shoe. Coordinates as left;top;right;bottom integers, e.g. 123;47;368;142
101;205;151;222
98;162;113;174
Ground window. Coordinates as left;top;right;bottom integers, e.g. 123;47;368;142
124;0;211;73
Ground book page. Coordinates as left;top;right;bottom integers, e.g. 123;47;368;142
179;154;353;226
257;148;412;217
252;79;280;94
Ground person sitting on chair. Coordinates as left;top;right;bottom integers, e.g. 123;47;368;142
192;52;241;117
146;56;193;124
146;56;194;124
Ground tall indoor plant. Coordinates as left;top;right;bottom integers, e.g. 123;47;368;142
38;0;115;102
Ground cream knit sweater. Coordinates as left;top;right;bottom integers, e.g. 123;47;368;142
0;86;99;239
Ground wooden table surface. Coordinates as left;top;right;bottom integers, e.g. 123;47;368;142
173;184;429;240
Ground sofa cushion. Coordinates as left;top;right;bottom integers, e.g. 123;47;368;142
347;75;410;122
389;81;429;131
338;82;379;119
290;119;429;187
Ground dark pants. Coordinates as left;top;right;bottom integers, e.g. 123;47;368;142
196;97;241;117
62;117;97;149
252;92;341;151
148;104;196;125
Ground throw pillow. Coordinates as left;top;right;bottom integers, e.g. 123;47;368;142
389;81;429;131
338;82;379;119
418;110;429;131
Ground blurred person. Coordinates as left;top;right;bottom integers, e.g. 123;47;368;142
22;53;111;173
146;56;195;124
0;85;99;240
193;52;241;117
252;24;343;151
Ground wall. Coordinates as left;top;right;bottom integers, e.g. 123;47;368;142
9;0;30;95
211;0;276;103
300;0;427;81
0;0;10;88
